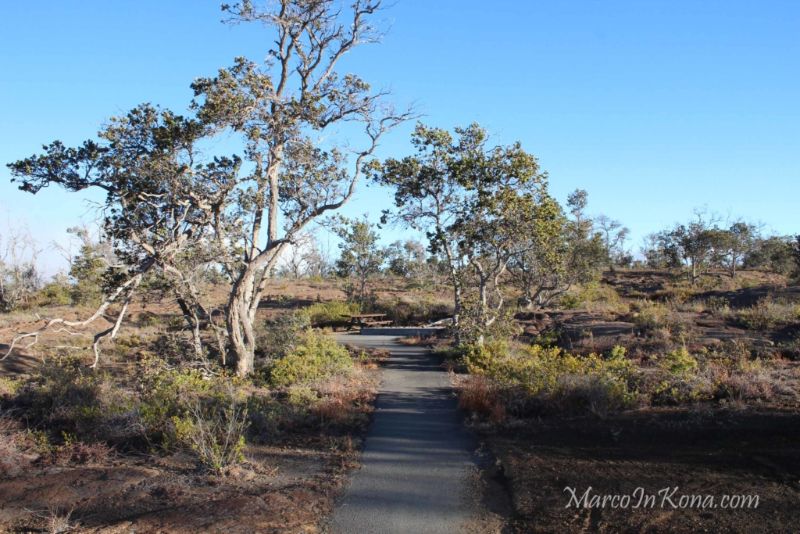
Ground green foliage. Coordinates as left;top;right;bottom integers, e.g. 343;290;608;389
631;300;671;331
659;347;699;376
0;376;21;398
138;363;246;451
13;356;132;440
743;236;796;275
257;310;312;361
462;339;509;374
269;330;353;387
299;301;360;327
69;237;107;306
334;215;386;304
463;342;638;416
37;278;73;306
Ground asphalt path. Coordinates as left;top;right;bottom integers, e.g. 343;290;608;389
330;334;479;534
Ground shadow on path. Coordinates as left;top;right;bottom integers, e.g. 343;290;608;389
330;334;479;534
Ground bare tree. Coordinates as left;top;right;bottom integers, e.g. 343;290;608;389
594;214;629;271
0;228;42;312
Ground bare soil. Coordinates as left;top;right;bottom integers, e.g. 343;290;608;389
0;435;361;533
479;408;800;533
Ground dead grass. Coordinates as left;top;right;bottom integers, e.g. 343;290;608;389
458;375;506;424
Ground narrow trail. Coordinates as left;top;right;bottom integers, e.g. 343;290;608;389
330;334;481;534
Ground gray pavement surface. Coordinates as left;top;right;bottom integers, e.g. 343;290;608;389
330;334;479;534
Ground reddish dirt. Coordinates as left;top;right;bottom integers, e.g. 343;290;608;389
480;408;800;533
0;436;362;533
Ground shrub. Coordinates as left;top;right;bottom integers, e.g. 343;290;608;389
731;299;799;330
269;330;353;387
561;282;628;313
463;342;638;417
0;376;21;398
172;397;248;473
256;311;311;361
462;339;509;374
659;347;699;376
138;364;245;451
458;375;506;423
10;357;135;443
37;280;73;306
631;300;671;332
300;301;360;328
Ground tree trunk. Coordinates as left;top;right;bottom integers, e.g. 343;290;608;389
452;283;462;346
228;269;258;376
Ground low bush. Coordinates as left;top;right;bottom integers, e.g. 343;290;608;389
299;301;360;328
658;346;699;376
728;299;799;331
256;311;311;362
37;280;73;306
631;300;671;332
561;282;628;314
269;330;353;387
461;342;638;417
172;397;248;473
458;375;506;423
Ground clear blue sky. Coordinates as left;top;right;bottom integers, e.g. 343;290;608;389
1;1;798;275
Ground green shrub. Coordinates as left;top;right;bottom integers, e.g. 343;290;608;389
269;330;353;387
731;299;799;330
256;311;311;361
37;280;73;306
12;356;132;441
462;339;508;374
659;347;699;375
299;301;360;327
138;364;245;451
0;377;21;398
631;300;671;331
467;342;638;416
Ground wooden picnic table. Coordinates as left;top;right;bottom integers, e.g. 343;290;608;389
342;313;393;329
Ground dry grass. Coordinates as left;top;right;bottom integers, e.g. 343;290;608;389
458;375;506;423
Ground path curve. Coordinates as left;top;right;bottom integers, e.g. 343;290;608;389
330;334;479;534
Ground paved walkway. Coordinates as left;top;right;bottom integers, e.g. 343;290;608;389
330;334;478;534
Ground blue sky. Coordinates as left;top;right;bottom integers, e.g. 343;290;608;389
1;1;798;274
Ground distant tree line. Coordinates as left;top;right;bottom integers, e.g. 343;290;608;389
641;211;799;283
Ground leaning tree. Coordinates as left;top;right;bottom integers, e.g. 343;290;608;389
5;0;410;375
6;106;234;365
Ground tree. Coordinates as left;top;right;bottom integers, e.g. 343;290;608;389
374;123;549;343
6;105;231;365
709;221;757;278
6;1;410;375
334;216;385;305
642;231;682;269
67;226;115;305
190;0;410;375
0;229;41;312
743;235;795;275
594;214;629;271
509;189;606;309
385;240;427;278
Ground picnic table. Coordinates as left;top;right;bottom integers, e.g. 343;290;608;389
343;313;393;330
